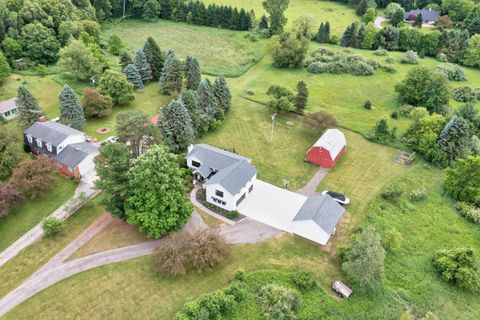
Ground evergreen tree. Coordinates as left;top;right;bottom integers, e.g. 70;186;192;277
438;116;473;162
184;56;201;90
413;13;423;28
314;23;324;42
134;49;153;83
119;51;133;70
16;85;43;127
212;76;232;112
294;81;308;114
59;85;85;129
124;64;144;90
316;21;331;43
341;24;357;47
197;79;216;124
259;14;268;29
143;37;164;81
324;21;331;43
160;50;183;95
180;89;207;137
355;24;366;48
158;99;195;153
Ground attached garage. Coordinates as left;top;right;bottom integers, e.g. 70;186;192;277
306;129;346;169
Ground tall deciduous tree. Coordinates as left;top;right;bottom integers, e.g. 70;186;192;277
95;142;132;219
59;85;85;129
463;35;480;68
0;127;21;180
0;51;10;84
158;99;195;153
20;23;60;64
107;34;123;55
124;64;144;90
143;37;164;80
160;50;183;95
213;76;232;112
12;157;56;199
81;88;113;118
184;56;201;90
125;145;193;238
59;39;101;81
142;0;161;21
445;156;480;205
262;0;289;34
294;80;308;114
269;32;309;68
180;89;207;137
16;85;43;127
99;70;135;105
134;48;153;83
0;182;24;219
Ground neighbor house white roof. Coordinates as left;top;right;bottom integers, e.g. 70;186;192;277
311;129;346;159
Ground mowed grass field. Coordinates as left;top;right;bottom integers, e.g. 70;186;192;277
101;19;268;77
0;174;77;253
202;0;359;35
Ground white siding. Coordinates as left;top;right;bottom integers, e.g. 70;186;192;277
205;174;257;211
292;220;331;245
76;153;98;176
56;134;85;155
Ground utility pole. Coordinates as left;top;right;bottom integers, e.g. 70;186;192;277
270;113;277;144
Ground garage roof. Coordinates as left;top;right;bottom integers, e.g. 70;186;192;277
52;142;98;168
293;195;345;235
311;129;346;159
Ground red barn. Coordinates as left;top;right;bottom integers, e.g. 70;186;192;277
306;129;346;168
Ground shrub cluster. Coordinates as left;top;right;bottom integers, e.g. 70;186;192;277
452;86;479;103
154;229;229;277
373;49;388;56
434;63;467;81
307;49;380;76
409;186;428;202
292;270;318;291
42;217;65;237
381;64;397;73
380;187;403;203
400;50;419;65
433;247;480;292
455;202;480;224
256;284;300;320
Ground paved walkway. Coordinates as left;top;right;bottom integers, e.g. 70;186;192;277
297;167;330;196
0;170;100;269
190;188;236;225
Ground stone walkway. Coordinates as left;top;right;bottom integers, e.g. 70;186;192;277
0;170;100;269
297;167;330;196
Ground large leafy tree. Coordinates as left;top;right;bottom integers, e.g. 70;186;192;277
59;39;101;81
463;35;480;68
107;34;123;55
0;127;21;180
445;156;480;205
342;226;385;292
442;0;474;23
438;30;470;63
81;88;113;118
158;99;195;153
124;64;144;90
95;142;132;219
16;85;43;127
125;145;193;238
374;25;400;51
269;32;309;68
395;67;450;114
59;85;85;129
143;37;163;80
142;0;161;21
262;0;289;34
115;110;161;157
20;23;60;64
212;76;232;112
99;70;135;105
160;50;183;95
180;89;207;138
0;51;10;84
12;157;56;199
0;182;24;219
184;56;201;90
134;48;153;83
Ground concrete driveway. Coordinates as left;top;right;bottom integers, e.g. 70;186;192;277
237;180;307;232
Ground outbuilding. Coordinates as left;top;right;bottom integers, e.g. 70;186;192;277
306;129;346;168
0;97;18;121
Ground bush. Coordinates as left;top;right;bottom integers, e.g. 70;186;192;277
234;268;247;282
385;57;394;64
400;50;419;64
437;52;448;62
256;284;300;320
12;157;57;199
307;61;327;74
364;100;372;110
303;111;338;133
380;187;403;203
154;229;229;276
224;281;247;301
452;86;478;103
292;270;317;291
226;210;238;219
397;105;414;118
455;202;480;224
0;182;24;218
176;290;237;320
307;49;378;76
36;64;48;77
381;64;397;73
373;49;388;56
382;228;402;253
329;34;339;45
409;186;428;202
433;247;480;292
42;216;65;236
391;111;399;119
434;63;467;81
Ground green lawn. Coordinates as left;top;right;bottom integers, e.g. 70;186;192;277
0;198;104;299
101;19;268;77
0;174;77;253
202;0;359;35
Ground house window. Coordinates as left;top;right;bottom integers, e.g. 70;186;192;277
212;197;226;206
27;135;32;143
249;185;253;193
36;139;42;148
46;144;52;152
215;190;224;198
192;160;201;168
4;110;10;117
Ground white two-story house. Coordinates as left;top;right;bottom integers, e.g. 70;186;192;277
187;144;257;211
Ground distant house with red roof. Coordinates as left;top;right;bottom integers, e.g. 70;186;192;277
306;129;346;169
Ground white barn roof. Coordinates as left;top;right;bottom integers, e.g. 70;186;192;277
311;129;346;159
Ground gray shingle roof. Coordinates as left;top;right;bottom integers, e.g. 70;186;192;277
24;121;84;146
52;142;98;168
188;144;257;195
293;195;345;235
0;97;16;114
404;9;440;22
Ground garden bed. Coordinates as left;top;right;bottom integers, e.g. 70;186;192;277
196;188;244;222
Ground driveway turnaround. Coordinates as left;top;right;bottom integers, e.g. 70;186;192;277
237;180;307;232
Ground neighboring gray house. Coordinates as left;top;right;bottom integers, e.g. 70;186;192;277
187;144;257;211
24;121;98;178
404;8;440;24
292;195;345;245
0;97;18;121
